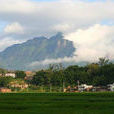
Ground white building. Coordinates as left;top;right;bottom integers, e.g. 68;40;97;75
108;83;114;92
78;84;93;92
5;73;16;78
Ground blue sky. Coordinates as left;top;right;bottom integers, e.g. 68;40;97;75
31;0;106;2
0;21;8;32
101;20;114;26
31;0;57;1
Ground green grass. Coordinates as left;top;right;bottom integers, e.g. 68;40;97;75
0;92;114;114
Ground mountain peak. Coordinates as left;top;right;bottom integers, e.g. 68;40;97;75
50;32;63;40
0;33;75;70
33;36;47;40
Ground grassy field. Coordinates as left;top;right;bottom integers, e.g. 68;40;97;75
0;92;114;114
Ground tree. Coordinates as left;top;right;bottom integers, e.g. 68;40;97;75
48;63;65;89
49;63;64;72
31;70;49;86
64;65;85;86
0;68;7;76
51;71;63;86
98;64;114;84
93;76;107;86
0;77;13;87
15;71;26;79
98;57;110;66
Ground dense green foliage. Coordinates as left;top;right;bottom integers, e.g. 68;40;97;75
0;58;114;90
15;71;26;79
0;93;114;114
0;77;13;87
31;58;114;87
0;68;7;76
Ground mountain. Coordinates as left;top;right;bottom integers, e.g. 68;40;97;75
0;33;75;70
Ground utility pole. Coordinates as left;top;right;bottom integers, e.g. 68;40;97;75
63;81;65;92
77;80;80;91
50;83;52;93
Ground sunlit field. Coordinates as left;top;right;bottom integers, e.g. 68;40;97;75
0;92;114;114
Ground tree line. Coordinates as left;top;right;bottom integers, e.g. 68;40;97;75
0;58;114;89
30;58;114;87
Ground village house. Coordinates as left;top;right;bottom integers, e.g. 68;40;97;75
5;73;16;78
64;83;114;93
25;71;34;76
108;83;114;92
92;86;109;92
78;84;93;92
0;71;16;78
25;71;34;80
9;80;28;90
0;88;11;93
64;86;79;93
64;84;93;93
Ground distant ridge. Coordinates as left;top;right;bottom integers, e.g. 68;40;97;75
0;33;75;70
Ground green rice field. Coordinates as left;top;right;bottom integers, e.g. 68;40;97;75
0;92;114;114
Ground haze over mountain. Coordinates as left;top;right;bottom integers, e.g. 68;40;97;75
0;33;75;70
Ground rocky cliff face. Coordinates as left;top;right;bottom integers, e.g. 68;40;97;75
0;33;75;70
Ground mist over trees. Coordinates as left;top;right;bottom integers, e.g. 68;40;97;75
30;58;114;87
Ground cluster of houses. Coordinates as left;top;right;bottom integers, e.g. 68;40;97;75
0;88;11;93
0;72;16;78
0;70;114;93
0;71;34;79
9;80;29;89
64;83;114;92
0;71;34;93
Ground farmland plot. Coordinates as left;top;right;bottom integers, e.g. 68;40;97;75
0;93;114;114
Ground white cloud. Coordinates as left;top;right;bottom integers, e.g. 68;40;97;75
29;24;114;67
64;24;114;62
53;24;73;32
0;0;114;63
0;37;21;51
0;0;36;13
29;56;77;68
0;0;114;34
4;22;24;34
